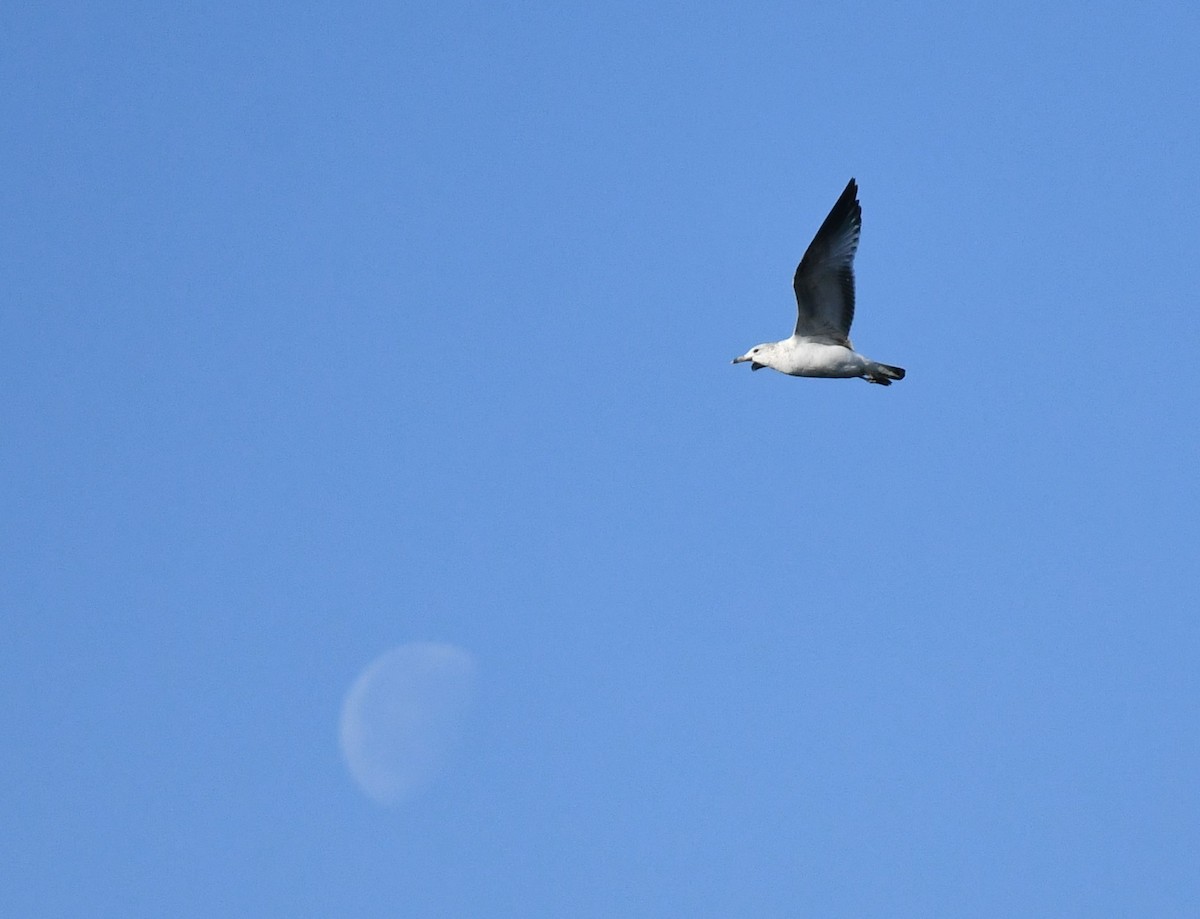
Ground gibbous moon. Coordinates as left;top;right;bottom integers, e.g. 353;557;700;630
339;642;477;806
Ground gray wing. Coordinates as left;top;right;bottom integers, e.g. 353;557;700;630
792;178;861;345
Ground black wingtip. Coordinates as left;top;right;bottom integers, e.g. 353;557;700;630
838;177;859;209
804;178;862;257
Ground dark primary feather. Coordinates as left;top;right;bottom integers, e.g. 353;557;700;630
792;178;861;344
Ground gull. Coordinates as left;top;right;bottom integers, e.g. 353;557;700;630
732;178;905;385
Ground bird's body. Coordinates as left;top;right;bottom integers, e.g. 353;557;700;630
745;337;876;378
733;178;905;386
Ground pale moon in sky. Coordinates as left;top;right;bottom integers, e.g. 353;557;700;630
338;642;477;806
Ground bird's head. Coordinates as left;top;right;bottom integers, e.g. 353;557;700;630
732;342;773;371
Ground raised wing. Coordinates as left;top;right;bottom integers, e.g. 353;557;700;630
792;178;861;344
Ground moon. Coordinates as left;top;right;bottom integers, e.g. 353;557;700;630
338;642;477;806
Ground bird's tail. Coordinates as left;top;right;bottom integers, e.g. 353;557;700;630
864;363;906;386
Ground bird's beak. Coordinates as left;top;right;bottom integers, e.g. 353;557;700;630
732;355;750;364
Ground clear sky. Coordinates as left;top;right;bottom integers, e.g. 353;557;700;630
4;2;1199;916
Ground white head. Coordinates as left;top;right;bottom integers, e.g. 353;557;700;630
731;341;778;371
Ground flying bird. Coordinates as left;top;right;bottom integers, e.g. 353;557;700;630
732;178;905;385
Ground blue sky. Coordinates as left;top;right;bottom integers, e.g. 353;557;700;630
3;1;1199;915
